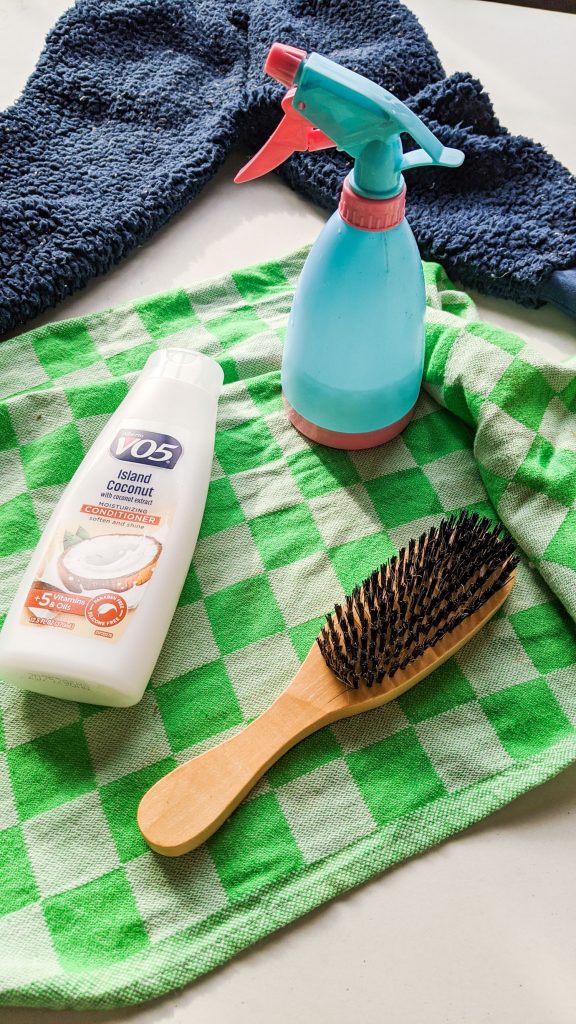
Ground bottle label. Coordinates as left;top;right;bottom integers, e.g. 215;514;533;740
21;421;186;643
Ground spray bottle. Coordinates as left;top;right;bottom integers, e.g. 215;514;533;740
236;44;464;449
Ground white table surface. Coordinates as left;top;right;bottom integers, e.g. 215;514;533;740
1;2;575;1021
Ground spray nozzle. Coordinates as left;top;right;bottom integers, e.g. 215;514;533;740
264;43;306;86
236;43;464;198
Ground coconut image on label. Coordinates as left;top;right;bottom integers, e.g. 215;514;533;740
58;533;162;594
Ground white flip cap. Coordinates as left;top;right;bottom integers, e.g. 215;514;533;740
141;348;224;397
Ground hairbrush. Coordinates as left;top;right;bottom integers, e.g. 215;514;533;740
138;512;517;856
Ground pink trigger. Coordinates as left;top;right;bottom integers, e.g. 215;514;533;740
234;88;336;184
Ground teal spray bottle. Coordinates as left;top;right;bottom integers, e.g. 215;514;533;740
236;44;464;449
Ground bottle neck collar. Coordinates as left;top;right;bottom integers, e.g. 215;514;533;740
338;176;406;232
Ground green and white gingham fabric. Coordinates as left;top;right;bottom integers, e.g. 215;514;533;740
0;251;575;1010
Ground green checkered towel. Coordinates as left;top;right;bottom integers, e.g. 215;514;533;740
0;251;575;1011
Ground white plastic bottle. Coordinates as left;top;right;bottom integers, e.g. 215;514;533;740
0;348;223;707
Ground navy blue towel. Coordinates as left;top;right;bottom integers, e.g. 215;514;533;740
1;0;575;335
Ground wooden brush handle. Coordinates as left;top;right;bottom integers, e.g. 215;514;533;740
137;683;325;856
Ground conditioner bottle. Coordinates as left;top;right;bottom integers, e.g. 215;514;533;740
0;348;223;706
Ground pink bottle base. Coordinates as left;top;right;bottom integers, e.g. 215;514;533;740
284;398;415;450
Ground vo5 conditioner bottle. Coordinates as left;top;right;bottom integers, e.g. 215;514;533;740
0;349;223;706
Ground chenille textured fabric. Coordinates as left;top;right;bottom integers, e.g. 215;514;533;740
1;0;575;336
0;251;575;1009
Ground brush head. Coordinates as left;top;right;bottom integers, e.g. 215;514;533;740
318;511;518;690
